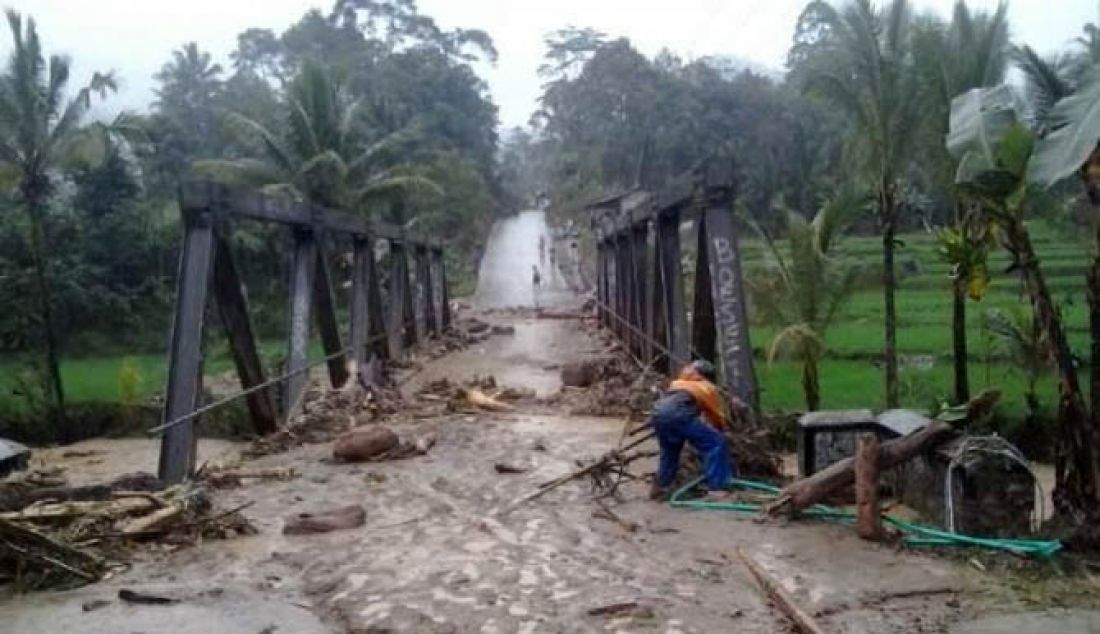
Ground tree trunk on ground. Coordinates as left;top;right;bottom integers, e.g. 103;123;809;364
1003;218;1096;517
767;421;954;516
881;187;899;408
855;433;881;540
23;190;66;432
952;280;970;404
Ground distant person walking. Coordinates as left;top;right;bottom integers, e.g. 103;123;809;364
531;265;542;308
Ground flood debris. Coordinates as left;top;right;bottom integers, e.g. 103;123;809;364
494;463;528;474
0;474;256;591
283;504;366;535
118;588;179;605
198;466;298;489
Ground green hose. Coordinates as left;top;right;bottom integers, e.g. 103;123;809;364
668;476;1062;559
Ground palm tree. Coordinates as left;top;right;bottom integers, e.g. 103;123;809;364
153;42;225;166
751;188;860;411
0;10;122;425
914;1;1009;404
194;60;436;213
793;0;922;407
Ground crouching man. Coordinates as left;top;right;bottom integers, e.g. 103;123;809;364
649;360;738;500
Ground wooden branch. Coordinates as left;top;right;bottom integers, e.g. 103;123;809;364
736;547;827;634
767;421;954;516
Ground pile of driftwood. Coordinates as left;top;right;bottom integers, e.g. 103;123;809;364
0;467;269;591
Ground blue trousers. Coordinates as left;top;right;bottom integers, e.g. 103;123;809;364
652;395;734;490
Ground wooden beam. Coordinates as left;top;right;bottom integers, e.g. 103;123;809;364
702;202;756;409
387;242;407;359
158;209;215;483
179;180;437;247
367;239;387;358
428;248;442;336
657;211;689;373
416;245;435;338
401;243;417;348
855;433;881;540
631;223;648;359
284;228;317;419
211;232;278;435
350;237;371;370
312;240;349;388
437;248;451;329
692;215;717;364
649;228;668;373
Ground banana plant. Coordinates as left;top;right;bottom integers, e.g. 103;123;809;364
946;83;1095;517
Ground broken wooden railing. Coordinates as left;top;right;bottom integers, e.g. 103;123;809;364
154;181;450;483
587;160;757;411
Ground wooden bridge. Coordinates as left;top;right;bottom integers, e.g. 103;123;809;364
588;160;757;411
155;181;450;483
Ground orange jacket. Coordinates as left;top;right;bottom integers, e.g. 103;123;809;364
668;366;727;430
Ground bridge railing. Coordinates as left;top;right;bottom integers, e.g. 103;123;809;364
154;180;450;483
585;160;757;414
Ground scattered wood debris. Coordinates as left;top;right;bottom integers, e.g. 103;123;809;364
736;547;827;634
283;505;366;535
0;475;256;591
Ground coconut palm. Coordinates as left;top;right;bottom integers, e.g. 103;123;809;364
0;10;130;424
793;0;922;407
750;188;860;411
194;59;437;213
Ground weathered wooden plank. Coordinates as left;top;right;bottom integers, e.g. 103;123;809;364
649;228;668;372
387;242;407;359
158;210;215;483
179;180;435;246
211;232;278;435
416;245;435;338
350;237;371;370
691;215;717;364
703;203;757;409
597;240;608;328
437;248;451;329
401;243;417;347
284;228;317;419
313;240;349;388
657;211;689;373
428;248;442;336
631;223;648;359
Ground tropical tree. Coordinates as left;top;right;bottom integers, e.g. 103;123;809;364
789;0;922;407
151;42;227;179
0;10;124;425
914;1;1009;404
750;188;860;411
194;60;436;213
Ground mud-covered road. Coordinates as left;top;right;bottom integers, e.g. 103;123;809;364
3;210;1093;633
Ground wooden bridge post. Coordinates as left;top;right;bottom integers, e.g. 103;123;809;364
284;227;318;419
158;200;216;483
657;211;689;373
691;215;718;364
631;222;648;359
366;238;387;359
702;199;757;410
616;230;631;343
401;243;417;348
417;245;436;337
211;232;278;435
387;240;407;359
313;239;349;388
429;247;443;336
648;221;669;373
350;236;372;371
437;248;451;329
596;237;608;328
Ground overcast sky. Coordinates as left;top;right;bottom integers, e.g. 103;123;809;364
14;0;1100;128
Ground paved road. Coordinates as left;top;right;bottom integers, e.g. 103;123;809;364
474;209;573;308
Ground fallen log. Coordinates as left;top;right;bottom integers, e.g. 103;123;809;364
766;421;954;516
736;547;827;634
